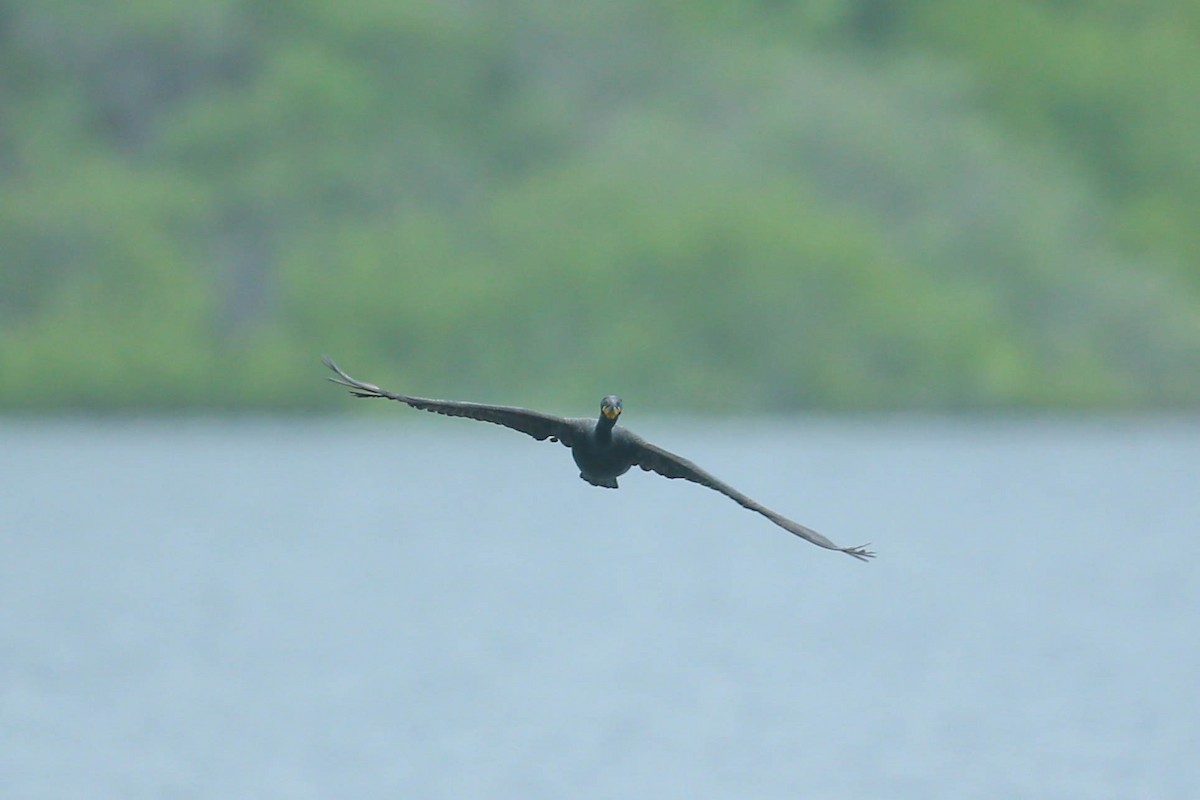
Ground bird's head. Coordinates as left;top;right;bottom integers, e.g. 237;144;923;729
600;395;623;421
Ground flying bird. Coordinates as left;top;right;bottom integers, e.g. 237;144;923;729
324;357;873;561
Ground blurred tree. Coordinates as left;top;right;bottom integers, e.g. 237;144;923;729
1;0;1198;411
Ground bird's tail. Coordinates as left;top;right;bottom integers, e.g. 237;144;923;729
580;473;620;489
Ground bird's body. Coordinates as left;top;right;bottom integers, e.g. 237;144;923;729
571;424;632;488
567;398;635;488
323;357;873;561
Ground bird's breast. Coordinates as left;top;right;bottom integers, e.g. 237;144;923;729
570;433;633;478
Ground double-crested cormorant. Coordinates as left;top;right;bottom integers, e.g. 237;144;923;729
324;357;873;561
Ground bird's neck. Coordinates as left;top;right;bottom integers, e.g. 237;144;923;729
595;414;616;443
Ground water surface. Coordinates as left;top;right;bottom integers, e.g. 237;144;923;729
2;417;1197;798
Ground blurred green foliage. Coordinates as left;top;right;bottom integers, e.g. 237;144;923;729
2;0;1198;411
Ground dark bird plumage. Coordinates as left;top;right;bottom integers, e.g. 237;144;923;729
324;357;873;561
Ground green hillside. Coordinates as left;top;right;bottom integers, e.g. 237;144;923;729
3;1;1198;411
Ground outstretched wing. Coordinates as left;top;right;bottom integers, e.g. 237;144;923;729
627;435;873;561
324;356;578;446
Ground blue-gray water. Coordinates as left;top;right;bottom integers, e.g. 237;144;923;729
2;417;1197;799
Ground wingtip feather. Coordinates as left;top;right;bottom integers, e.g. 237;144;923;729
844;543;875;562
